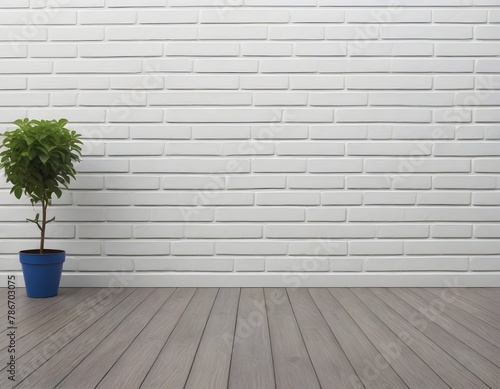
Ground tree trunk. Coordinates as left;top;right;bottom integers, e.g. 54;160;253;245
40;199;47;254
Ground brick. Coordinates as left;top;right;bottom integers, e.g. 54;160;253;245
436;43;500;57
456;126;484;140
186;225;262;239
434;176;497;189
377;225;428;239
110;75;164;90
256;192;320;206
241;76;289;90
476;60;500;73
347;176;391;189
198;26;267;40
474;159;500;173
325;26;378;40
322;192;363;205
150;208;214;222
364;192;416;205
0;77;26;90
106;176;160;190
310;126;367;139
29;108;105;122
166;43;239;56
252;125;308;139
289;241;347;256
241;43;292;57
138;10;197;24
166;108;280;123
133;225;183;239
307;159;361;173
431;225;472;239
391;59;473;73
417;192;471;205
79;224;132;239
470;257;500;271
381;26;472;39
0;27;47;41
434;10;487;23
254;92;308;106
0;60;52;74
0;92;48;106
266;258;329;272
277;142;344;156
107;26;198;40
288;176;344;189
162;176;224;190
261;59;317;73
226;176;286;189
200;9;289;23
365;257;468;272
365;159;470;173
198;192;254;206
55;60;141;74
348;9;431;23
473;193;500;206
79;43;162;57
49;27;104;41
132;158;250;173
392;126;455;140
406;241;500;255
370;93;453;107
171;242;214;256
319;59;389;73
349;42;433;57
290;76;343;90
252;158;306;173
350;241;403;256
105;241;170;256
270;26;324;40
337;109;431;123
108;109;163;123
475;225;500;239
80;10;137;24
105;208;150;221
195;59;258;73
133;192;197;206
193;125;250;139
435;143;500;156
216;241;288;256
290;9;344;23
216;208;304;222
130;125;191;139
0;44;26;57
310;92;367;106
434;76;474;90
476;26;500;40
346;75;432;90
393;176;432;190
284;109;333;123
306;208;346;222
150;92;251;106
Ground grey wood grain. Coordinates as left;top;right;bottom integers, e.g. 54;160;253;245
0;287;97;352
56;288;175;389
228;288;275;389
309;288;407;389
14;288;153;389
425;287;500;328
414;288;500;346
375;288;500;389
96;288;196;389
389;288;500;367
330;288;449;389
352;288;490;389
264;288;320;389
287;288;360;389
0;287;135;389
185;288;240;389
140;288;218;389
470;288;500;302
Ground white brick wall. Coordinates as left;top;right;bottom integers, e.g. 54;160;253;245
0;0;499;286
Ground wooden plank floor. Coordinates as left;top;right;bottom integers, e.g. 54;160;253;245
0;288;498;389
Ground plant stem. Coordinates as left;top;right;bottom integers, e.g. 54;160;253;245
40;199;47;254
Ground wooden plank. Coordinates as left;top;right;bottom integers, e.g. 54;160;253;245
0;288;76;322
352;288;490;389
0;288;136;389
375;288;500;389
185;288;240;389
330;288;449;389
141;288;218;389
0;288;98;351
389;288;500;367
96;288;196;389
56;288;175;389
0;287;135;389
264;288;320;389
426;288;500;325
413;288;500;346
309;288;407;389
287;288;359;389
470;288;500;302
228;288;275;389
14;288;154;389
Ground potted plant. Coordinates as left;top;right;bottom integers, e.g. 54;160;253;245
0;118;82;298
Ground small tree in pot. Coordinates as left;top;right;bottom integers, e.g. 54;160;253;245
0;118;82;297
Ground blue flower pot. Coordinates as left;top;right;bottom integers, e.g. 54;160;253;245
20;250;65;298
